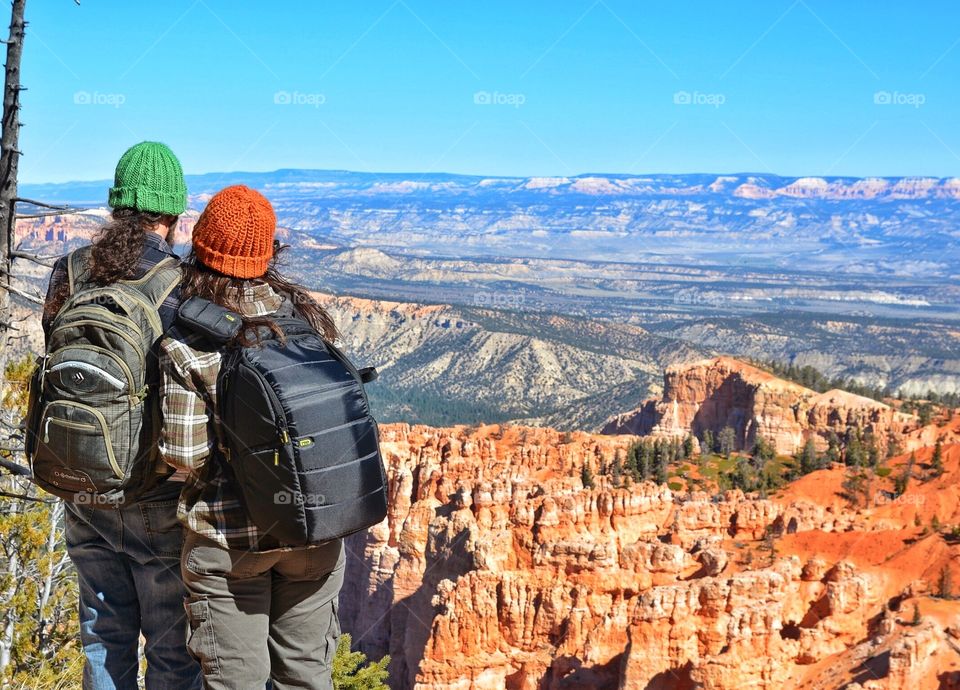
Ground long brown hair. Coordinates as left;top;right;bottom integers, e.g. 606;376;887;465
89;208;173;284
43;208;174;324
180;244;338;346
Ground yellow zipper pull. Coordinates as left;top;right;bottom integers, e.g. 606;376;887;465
274;449;279;466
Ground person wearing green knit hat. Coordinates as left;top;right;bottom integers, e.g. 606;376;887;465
40;141;201;689
108;140;188;216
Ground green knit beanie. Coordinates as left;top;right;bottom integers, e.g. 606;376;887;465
108;141;187;215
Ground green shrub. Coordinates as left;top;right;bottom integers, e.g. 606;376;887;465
333;633;390;690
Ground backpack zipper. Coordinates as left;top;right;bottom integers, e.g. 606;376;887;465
44;416;96;441
39;401;122;477
60;304;143;337
49;361;126;391
50;320;145;372
50;344;136;394
225;358;291;462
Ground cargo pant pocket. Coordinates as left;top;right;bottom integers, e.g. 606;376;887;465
184;595;220;677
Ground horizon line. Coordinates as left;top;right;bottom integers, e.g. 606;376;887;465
18;167;960;188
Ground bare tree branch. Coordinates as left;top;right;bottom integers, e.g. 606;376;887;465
10;249;58;267
13;197;70;210
2;267;41;281
0;455;29;475
15;209;82;219
4;282;41;304
0;489;50;503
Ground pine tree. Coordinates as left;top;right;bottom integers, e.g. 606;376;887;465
731;457;754;492
702;430;715;456
931;438;944;477
580;463;595;489
752;436;775;463
638;442;651;482
885;430;902;459
332;633;390;689
762;525;777;565
825;432;841;465
718;426;736;458
610;451;623;488
0;358;84;685
683;434;697;459
845;429;864;468
894;452;916;497
865;433;880;468
841;469;866;506
799;438;820;475
938;566;954;600
655;456;668;485
624;442;640;481
653;440;668;485
911;602;921;625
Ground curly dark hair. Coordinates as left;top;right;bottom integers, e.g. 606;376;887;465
180;244;339;346
43;208;176;324
88;208;174;284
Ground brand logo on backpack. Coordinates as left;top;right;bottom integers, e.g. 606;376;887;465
50;466;96;492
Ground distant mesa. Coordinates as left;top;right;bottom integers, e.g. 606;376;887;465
602;355;915;455
322;247;404;276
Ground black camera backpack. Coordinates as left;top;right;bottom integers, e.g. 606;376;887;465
176;297;387;545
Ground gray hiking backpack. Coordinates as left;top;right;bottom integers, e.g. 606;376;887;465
25;247;181;507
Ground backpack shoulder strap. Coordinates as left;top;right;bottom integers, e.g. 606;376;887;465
66;246;93;296
176;296;243;344
122;256;181;309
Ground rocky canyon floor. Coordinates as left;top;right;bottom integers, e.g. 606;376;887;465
339;413;960;690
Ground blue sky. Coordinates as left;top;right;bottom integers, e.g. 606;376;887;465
19;1;960;182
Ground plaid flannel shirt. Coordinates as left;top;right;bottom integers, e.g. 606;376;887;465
158;282;292;552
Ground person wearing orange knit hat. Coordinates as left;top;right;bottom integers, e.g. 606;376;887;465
191;184;276;279
158;185;344;689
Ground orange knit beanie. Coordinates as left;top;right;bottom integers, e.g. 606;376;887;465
192;185;276;279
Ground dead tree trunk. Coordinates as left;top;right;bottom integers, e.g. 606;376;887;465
0;0;26;383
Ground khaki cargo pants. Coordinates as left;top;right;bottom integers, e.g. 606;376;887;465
181;531;344;690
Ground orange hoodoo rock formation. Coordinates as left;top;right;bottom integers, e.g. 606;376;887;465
602;356;916;455
338;418;960;690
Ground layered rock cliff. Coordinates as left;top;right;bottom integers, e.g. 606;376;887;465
602;357;916;455
338;420;960;689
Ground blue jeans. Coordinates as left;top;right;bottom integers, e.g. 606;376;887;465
65;481;201;690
